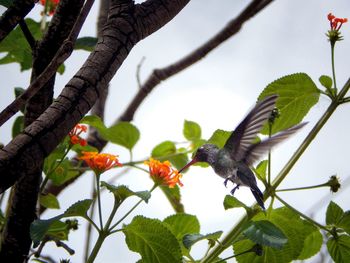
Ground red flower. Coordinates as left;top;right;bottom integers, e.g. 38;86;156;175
144;158;183;188
69;124;87;146
40;0;60;16
79;152;123;174
328;12;348;31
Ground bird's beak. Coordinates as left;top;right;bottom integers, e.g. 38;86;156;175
178;158;198;173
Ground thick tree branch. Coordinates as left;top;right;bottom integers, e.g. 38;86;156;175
118;0;274;122
0;0;190;192
0;0;86;261
0;0;35;42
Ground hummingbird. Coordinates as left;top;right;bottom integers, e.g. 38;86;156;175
178;95;307;210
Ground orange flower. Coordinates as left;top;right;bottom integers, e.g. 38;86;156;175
40;0;60;16
144;158;183;188
69;124;87;146
79;151;122;174
328;12;348;31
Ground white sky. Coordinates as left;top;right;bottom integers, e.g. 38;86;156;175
1;0;350;262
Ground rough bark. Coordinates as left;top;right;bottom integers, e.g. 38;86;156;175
0;1;84;261
0;0;190;191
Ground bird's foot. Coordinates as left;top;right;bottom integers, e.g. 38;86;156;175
224;178;229;187
230;185;240;195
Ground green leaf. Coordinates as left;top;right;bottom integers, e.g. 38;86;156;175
339;211;350;234
151;141;176;157
101;182;151;204
258;73;320;134
183;120;201;141
297;229;322;260
30;216;62;247
243;220;288;249
319;75;333;89
234;207;319;262
123;216;182;263
183;231;223;250
207;129;231;148
75;37;98;51
12;115;24;138
326;201;344;225
254;160;268;182
81;115;107;132
105;122;140;150
47;158;80;186
0;19;42;71
327;235;350;263
163;213;200;241
39;193;60;209
168;153;189;170
0;0;13;8
63;199;93;217
223;195;249;211
45;220;69;241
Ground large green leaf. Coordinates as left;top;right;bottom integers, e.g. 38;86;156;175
63;199;93;217
47;158;80;186
254;160;268;183
258;73;320;134
75;37;98;51
297;229;322;260
163;213;200;241
326;201;344;226
81;115;107;133
339;211;350;235
0;19;42;71
159;185;184;213
183;120;201;141
327;235;350;263
151;141;176;157
234;207;320;262
207;129;231;148
123;216;182;263
243;220;287;249
105;122;140;150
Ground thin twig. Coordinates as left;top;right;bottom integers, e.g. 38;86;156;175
19;19;35;49
0;0;95;127
136;56;146;89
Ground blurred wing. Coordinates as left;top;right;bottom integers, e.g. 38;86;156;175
224;95;278;161
242;122;307;166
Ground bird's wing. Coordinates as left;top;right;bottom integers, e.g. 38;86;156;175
242;122;307;166
224;95;277;161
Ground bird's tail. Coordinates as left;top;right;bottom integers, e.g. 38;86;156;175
251;188;265;210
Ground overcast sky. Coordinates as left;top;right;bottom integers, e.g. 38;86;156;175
1;0;350;262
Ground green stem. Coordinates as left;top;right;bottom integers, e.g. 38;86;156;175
274;194;330;233
109;184;157;231
276;182;329;192
84;178;97;262
96;174;103;230
202;78;350;262
268;122;272;186
331;42;337;94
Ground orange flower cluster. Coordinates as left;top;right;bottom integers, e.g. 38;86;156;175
144;158;183;188
328;13;348;31
79;152;122;174
40;0;60;16
69;124;87;146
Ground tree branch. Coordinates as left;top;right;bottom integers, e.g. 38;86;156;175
0;0;190;192
0;0;35;42
19;19;35;49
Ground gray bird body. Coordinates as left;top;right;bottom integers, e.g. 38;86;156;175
179;95;307;210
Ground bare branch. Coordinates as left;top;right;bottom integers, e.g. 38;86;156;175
118;0;274;122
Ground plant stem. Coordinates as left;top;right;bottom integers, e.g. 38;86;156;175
276;182;329;192
202;78;350;262
109;184;157;231
96;174;103;230
274;194;330;233
331;42;337;94
84;178;97;262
